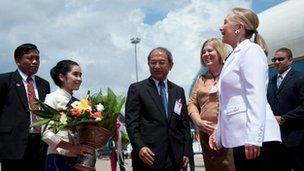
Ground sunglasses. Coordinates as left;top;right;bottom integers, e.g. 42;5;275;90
271;57;285;62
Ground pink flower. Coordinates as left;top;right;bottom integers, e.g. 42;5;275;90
71;108;82;116
90;111;103;120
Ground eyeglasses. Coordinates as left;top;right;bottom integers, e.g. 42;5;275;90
271;57;285;62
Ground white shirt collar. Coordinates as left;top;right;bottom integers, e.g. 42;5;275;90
17;69;35;82
279;67;291;79
152;77;168;95
152;78;168;88
233;39;251;54
56;88;72;99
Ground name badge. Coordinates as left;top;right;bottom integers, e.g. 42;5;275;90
174;98;182;115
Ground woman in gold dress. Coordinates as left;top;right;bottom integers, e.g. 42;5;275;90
188;38;235;171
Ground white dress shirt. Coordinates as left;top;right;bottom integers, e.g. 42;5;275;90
18;69;39;133
42;88;78;157
152;78;168;98
278;67;291;80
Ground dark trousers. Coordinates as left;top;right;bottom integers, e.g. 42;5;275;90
261;141;304;171
1;133;47;171
233;145;262;171
286;145;304;171
233;141;285;171
133;148;179;171
46;154;77;171
188;154;195;171
261;141;289;171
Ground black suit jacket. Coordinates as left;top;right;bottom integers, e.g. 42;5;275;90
267;68;304;147
0;70;50;160
125;77;191;169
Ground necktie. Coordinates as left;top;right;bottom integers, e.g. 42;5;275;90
159;81;168;118
277;74;283;88
27;76;40;132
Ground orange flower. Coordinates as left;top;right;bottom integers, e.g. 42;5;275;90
90;111;103;120
71;108;82;116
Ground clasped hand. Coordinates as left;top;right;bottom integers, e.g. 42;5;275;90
196;119;216;135
208;131;219;150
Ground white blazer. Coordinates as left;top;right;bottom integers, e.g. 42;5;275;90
215;39;281;148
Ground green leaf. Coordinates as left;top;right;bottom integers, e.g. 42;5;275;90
114;96;125;113
32;110;54;118
121;130;130;147
35;99;61;116
30;118;51;128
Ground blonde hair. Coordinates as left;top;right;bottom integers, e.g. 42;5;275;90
230;8;268;55
200;38;228;66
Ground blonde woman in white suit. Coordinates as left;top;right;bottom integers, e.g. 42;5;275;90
209;8;281;171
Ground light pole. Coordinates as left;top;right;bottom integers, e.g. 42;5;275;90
130;37;140;82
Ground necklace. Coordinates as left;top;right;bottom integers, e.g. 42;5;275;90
209;71;220;82
210;72;220;79
208;66;222;86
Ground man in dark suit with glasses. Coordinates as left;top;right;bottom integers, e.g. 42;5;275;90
267;47;304;171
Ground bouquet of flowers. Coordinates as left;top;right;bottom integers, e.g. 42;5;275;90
31;88;125;133
31;88;125;171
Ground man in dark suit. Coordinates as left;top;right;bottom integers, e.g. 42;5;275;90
267;47;304;171
0;43;50;171
125;47;191;171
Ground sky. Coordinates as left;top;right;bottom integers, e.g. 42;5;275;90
0;0;283;99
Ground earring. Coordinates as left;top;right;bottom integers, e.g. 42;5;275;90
234;30;239;35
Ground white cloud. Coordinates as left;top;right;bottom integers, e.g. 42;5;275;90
0;0;251;98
